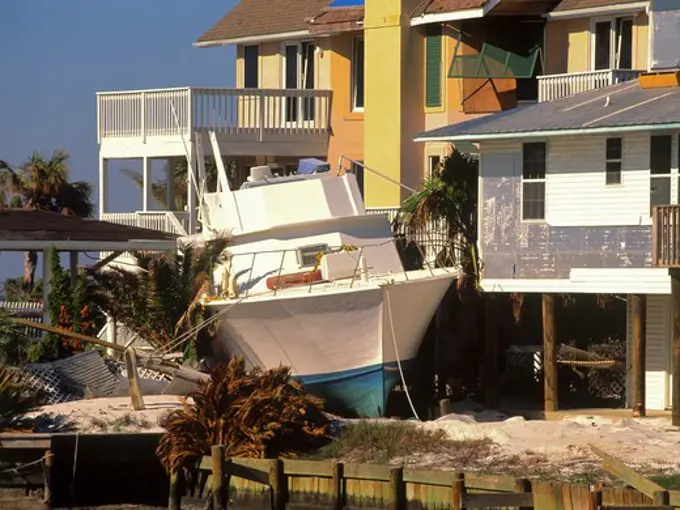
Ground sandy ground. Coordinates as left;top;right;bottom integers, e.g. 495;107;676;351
26;395;189;433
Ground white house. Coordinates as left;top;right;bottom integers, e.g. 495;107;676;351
416;67;680;421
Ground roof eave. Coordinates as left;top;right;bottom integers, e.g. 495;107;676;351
410;0;503;26
194;29;311;47
414;122;680;143
543;1;649;20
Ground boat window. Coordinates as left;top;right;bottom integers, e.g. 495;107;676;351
298;244;329;267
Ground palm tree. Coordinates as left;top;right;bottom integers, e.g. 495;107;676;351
0;151;93;290
88;236;230;358
120;157;234;211
399;148;479;283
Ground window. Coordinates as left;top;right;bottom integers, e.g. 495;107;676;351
283;42;316;122
650;135;672;212
428;155;441;178
425;25;443;108
593;17;633;70
522;142;546;221
298;244;329;268
352;38;365;111
605;138;622;185
243;45;259;88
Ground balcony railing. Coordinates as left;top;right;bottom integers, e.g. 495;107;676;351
102;211;189;236
652;205;680;268
537;69;644;102
96;87;332;142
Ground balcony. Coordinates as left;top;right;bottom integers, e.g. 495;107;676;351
97;87;332;158
537;69;644;103
102;211;190;236
652;205;680;268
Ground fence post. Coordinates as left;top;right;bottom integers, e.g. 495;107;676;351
451;472;465;510
42;450;53;508
212;446;227;510
168;469;183;510
269;459;286;510
389;467;405;510
331;462;344;510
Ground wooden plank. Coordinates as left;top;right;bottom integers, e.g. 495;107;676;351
543;294;558;412
283;459;334;477
463;492;534;507
125;347;145;411
12;318;125;352
464;472;520;492
451;473;464;510
672;273;680;426
667;489;680;507
42;450;53;508
402;468;457;487
631;294;647;417
331;462;343;510
212;446;227;510
343;463;392;481
590;444;665;499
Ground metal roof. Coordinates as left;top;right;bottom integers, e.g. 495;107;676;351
415;81;680;142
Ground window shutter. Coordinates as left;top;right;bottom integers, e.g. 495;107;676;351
425;26;443;108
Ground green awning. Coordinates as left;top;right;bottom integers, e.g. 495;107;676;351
448;37;541;79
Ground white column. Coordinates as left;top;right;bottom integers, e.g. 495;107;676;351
187;144;197;233
42;249;51;326
99;157;108;218
142;156;151;211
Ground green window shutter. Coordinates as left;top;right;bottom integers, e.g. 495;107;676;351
425;26;443;108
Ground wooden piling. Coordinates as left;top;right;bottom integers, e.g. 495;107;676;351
124;347;145;411
542;294;558;413
269;458;286;510
672;275;680;426
211;445;227;510
389;467;404;510
42;450;53;509
631;294;647;417
451;472;465;510
331;462;344;510
484;294;500;408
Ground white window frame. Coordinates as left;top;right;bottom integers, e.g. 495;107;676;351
649;133;676;215
351;37;365;112
605;137;623;186
520;141;547;223
428;154;442;179
589;16;635;71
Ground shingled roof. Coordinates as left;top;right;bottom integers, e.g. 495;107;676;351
196;0;332;46
308;7;364;34
411;0;487;17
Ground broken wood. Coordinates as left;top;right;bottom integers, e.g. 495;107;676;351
125;347;146;411
86;251;123;273
590;444;667;501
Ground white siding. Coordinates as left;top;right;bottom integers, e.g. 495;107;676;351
626;294;670;411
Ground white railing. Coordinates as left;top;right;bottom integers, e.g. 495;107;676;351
97;87;332;142
537;69;644;102
101;211;189;236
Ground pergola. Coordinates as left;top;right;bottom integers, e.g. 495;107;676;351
0;209;178;324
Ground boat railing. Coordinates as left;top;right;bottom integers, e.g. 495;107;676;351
219;237;460;300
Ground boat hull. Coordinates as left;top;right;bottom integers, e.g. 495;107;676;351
208;271;454;417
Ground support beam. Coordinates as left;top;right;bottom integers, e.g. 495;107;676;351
42;249;51;326
187;144;197;233
542;293;558;413
484;294;499;408
672;275;680;426
631;294;647;417
142;156;151;212
167;158;175;211
99;157;108;217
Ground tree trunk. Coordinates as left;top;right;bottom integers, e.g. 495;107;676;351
24;250;38;291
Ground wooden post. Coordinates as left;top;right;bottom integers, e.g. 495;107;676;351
542;294;558;413
451;473;465;510
389;467;404;510
124;347;145;411
631;294;647;417
268;459;286;510
211;446;226;510
653;489;670;505
587;488;602;510
331;462;344;510
168;470;182;510
514;478;531;510
673;274;680;427
42;450;53;508
484;294;500;408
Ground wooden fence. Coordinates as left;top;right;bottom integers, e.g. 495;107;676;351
169;448;680;510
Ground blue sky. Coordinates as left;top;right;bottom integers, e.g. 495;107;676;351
0;0;238;281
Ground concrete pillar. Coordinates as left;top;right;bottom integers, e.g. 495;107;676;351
363;0;424;207
99;157;108;217
42;249;51;326
106;315;118;357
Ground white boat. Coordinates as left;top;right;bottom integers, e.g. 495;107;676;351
187;138;458;417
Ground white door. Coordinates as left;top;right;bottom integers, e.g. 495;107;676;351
282;42;316;126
